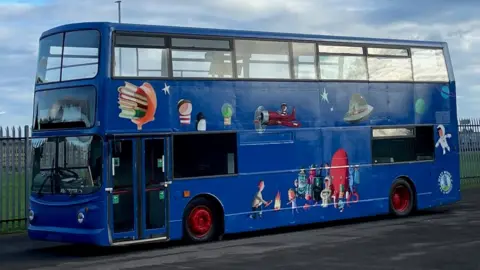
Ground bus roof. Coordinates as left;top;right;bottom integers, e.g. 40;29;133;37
41;21;447;49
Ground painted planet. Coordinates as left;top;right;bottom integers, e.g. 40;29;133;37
415;98;426;115
221;103;234;117
441;86;450;99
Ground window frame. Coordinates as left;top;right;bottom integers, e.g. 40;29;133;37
410;47;449;83
371;125;435;165
112;32;171;78
32;84;98;131
366;45;414;82
290;42;318;80
171;37;234;79
234;38;293;80
37;29;101;85
110;30;450;83
171;131;239;180
316;42;369;81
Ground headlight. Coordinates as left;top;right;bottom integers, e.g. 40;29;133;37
77;212;85;224
28;209;34;221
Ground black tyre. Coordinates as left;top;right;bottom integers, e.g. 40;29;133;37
389;178;414;217
183;197;219;243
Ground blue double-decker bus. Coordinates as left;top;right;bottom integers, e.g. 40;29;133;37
28;22;459;246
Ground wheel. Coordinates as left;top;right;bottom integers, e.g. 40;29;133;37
184;197;218;243
389;179;414;217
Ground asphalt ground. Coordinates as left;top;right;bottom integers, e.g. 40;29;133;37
1;188;479;270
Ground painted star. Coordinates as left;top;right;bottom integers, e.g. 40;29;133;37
321;88;329;103
330;107;334;111
162;83;170;95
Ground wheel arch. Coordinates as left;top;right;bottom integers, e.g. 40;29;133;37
183;193;225;237
391;175;417;210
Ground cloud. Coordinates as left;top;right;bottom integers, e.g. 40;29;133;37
0;0;478;127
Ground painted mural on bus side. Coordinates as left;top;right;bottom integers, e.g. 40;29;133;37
344;93;374;124
436;124;452;155
254;103;301;133
249;180;273;219
248;148;361;219
221;103;234;127
117;81;158;130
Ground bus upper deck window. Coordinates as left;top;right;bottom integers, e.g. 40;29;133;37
35;30;100;84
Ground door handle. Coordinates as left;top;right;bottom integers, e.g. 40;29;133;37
160;181;172;187
161;155;165;173
105;187;113;194
111;157;116;176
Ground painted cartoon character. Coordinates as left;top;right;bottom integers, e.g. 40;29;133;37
436;125;452;155
249;180;272;219
320;176;332;208
196;112;206;131
177;99;192;125
337;184;346;212
278;103;288;116
295;168;308;199
313;177;323;205
348;166;354;191
347;165;360;205
287;188;299;214
306;165;316;200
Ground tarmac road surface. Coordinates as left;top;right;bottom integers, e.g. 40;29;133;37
1;188;479;270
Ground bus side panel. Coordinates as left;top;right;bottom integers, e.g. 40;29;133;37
165;81;460;239
167;127;381;238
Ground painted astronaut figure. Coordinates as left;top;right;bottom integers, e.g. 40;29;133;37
435;125;452;155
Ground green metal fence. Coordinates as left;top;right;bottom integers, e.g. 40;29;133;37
0;126;30;234
459;118;480;187
1;122;480;234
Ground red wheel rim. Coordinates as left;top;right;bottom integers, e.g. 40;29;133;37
392;185;410;212
188;206;212;238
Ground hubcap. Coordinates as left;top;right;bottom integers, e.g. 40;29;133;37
392;185;410;212
188;206;212;238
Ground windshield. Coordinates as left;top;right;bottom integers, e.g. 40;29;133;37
36;30;100;84
31;135;103;195
33;86;96;130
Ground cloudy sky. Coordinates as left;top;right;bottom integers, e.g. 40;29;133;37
0;0;479;128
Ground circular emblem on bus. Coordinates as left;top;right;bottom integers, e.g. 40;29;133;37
438;171;453;194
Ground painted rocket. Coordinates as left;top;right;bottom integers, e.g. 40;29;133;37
329;149;350;205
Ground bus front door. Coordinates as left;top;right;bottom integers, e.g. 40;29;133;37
107;137;169;244
140;137;169;239
108;138;138;242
